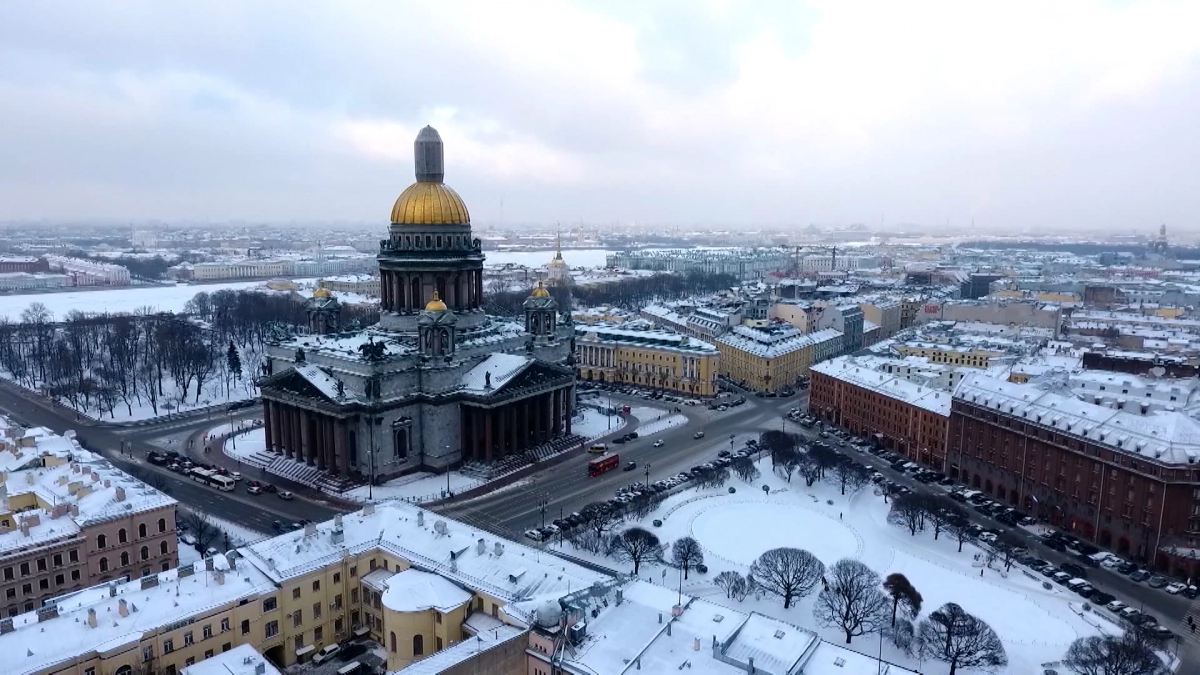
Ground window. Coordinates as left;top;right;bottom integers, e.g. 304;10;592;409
185;657;195;667
292;587;301;600
163;638;175;654
158;518;167;533
184;631;194;646
120;552;130;567
85;669;95;675
139;523;148;538
314;626;324;643
39;579;48;591
220;618;230;633
333;572;341;584
52;554;62;567
4;589;13;600
333;594;342;610
22;583;31;596
413;634;424;656
223;642;232;653
313;602;322;620
293;609;302;627
351;588;358;603
19;562;28;576
1;568;9;581
241;619;251;635
390;632;397;653
204;649;214;659
335;617;344;635
71;569;80;581
143;645;154;662
312;579;320;592
349;565;357;578
265;620;279;638
141;546;150;561
97;534;107;549
294;635;304;651
162;561;170;572
435;611;442;625
36;558;47;572
118;529;128;544
263;597;277;612
436;637;443;651
69;550;78;563
203;624;213;639
160;541;169;556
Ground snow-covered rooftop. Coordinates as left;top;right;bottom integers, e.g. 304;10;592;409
717;325;843;359
813;356;953;416
380;568;473;613
460;353;533;394
576;325;718;353
181;644;281;675
3;555;275;675
238;502;607;603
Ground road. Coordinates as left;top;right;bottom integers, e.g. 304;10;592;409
0;380;343;534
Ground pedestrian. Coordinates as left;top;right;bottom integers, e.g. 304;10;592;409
980;568;985;577
839;512;843;520
1192;623;1196;635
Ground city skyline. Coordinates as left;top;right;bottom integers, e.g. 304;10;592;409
2;1;1200;230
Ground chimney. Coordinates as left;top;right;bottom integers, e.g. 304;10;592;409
102;479;110;488
666;621;672;636
304;522;317;537
450;557;457;573
19;521;30;537
118;599;129;617
694;637;702;652
115;487;126;502
658;612;662;625
748;657;756;674
227;551;238;570
69;505;78;517
72;464;81;474
86;609;97;628
56;476;68;486
215;570;226;585
476;538;486;556
417;511;424;527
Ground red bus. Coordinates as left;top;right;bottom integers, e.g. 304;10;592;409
588;454;620;477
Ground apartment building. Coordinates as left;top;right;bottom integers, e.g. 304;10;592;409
809;356;952;469
716;325;842;392
575;325;720;397
893;342;1007;369
0;436;177;619
949;374;1200;575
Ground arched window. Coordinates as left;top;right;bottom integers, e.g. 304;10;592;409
140;546;149;561
389;631;396;653
115;666;133;675
99;557;109;573
138;523;147;538
158;518;167;533
393;428;408;460
118;529;128;544
412;634;423;656
160;541;169;555
96;534;107;549
120;552;130;567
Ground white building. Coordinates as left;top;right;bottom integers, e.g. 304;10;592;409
44;256;131;286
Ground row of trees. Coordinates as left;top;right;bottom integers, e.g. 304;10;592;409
484;270;740;315
759;430;872;495
0;290;377;419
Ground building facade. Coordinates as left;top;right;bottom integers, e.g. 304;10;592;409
716;325;842;392
258;127;576;486
948;374;1200;574
575;326;720;397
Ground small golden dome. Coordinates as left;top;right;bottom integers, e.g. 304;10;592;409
424;290;448;312
390;182;470;225
531;281;550;298
312;287;332;298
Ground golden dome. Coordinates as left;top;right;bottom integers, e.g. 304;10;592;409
424;290;448;312
312;287;332;298
531;281;550;298
390;182;470;225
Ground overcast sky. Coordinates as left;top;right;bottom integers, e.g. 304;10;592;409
2;1;1199;232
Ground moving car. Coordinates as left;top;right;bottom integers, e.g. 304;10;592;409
247;485;263;495
624;461;637;471
653;439;664;447
278;491;294;500
693;431;705;439
524;529;545;542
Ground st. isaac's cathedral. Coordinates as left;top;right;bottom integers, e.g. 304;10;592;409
257;127;577;487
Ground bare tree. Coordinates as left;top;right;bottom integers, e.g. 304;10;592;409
1063;634;1166;675
694;465;730;490
748;547;825;609
181;510;223;553
883;573;923;627
759;429;800;466
569;503;624;553
714;571;744;599
918;603;1008;675
990;531;1025;572
925;496;965;541
671;537;705;580
608;527;663;576
948;519;976;553
887;493;928;536
796;452;822;486
888;617;918;656
773;446;801;483
730;454;760;483
830;457;870;495
814;559;890;644
808;443;840;480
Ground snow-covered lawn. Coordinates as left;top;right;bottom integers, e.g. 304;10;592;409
552;457;1107;675
214;424;266;462
573;408;626;440
635;413;687;436
342;471;484;504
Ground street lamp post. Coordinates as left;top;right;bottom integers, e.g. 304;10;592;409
644;462;651;487
227;410;236;450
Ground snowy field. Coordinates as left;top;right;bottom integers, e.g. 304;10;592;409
215;424;266;461
573;408;626;440
635;413;687;436
551;456;1109;674
0;279;303;320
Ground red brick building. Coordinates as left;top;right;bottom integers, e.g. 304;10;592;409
0;256;47;274
809;358;951;470
950;374;1200;575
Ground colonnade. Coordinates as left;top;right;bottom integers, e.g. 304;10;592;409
459;388;573;462
379;269;483;313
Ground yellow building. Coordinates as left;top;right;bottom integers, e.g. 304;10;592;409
893;343;1005;369
715;325;842;392
575;326;720;397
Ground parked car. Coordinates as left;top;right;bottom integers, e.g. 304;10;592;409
312;644;342;664
247;485;263;495
1105;600;1127;613
1148;575;1168;589
1130;570;1152;583
278;491;294;500
1117;562;1138;575
1088;591;1114;606
524;529;544;542
1165;582;1187;594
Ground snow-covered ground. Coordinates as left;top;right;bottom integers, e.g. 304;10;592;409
551;456;1109;675
573;408;626;440
214;424;266;462
0;279;306;321
177;540;202;567
205;513;270;547
636;413;687;436
343;471;483;504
